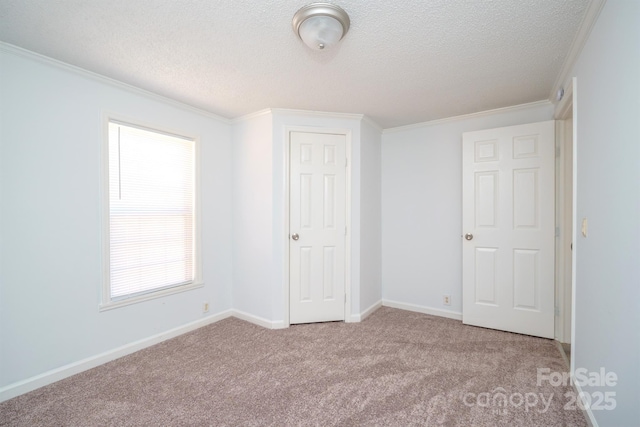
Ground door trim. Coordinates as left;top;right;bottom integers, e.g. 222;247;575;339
283;126;352;327
554;78;576;347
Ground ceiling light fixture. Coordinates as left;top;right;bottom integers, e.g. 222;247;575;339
292;3;350;50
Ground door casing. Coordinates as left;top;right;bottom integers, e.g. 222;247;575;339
554;77;577;362
283;126;352;327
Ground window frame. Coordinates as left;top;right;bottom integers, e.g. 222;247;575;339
100;114;202;311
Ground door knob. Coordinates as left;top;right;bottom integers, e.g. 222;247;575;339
464;233;473;241
291;233;299;241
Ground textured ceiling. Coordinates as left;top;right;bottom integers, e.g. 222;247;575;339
0;0;590;128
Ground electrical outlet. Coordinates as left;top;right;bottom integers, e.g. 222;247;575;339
443;295;451;306
203;302;209;313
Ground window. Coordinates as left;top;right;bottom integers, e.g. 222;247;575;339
102;120;200;309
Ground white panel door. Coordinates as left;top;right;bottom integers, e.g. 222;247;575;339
290;131;346;324
462;121;555;338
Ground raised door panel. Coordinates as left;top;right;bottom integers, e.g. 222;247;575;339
462;120;555;339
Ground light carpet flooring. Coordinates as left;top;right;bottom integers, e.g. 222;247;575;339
0;307;587;426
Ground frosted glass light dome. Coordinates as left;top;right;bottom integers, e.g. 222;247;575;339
299;15;344;50
292;3;350;50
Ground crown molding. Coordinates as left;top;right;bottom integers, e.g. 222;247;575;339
361;115;384;133
0;42;231;124
548;0;607;103
383;100;553;134
232;108;383;133
555;77;575;120
270;108;364;121
4;40;564;135
230;108;274;124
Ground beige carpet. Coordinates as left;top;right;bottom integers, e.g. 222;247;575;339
0;307;587;426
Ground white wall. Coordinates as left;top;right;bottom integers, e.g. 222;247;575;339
569;1;640;425
233;110;379;323
0;47;233;389
381;102;554;317
359;120;382;314
231;112;274;322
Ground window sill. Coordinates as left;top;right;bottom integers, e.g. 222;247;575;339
99;281;203;312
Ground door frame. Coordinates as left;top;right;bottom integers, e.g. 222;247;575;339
554;78;576;351
282;126;352;327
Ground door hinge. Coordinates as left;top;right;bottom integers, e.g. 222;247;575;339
345;226;347;236
556;147;561;158
345;294;347;303
555;227;560;238
345;157;348;167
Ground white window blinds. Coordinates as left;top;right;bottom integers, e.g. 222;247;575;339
108;121;195;300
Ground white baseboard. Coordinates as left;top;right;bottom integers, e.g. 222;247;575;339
0;302;460;404
572;378;598;427
0;310;233;403
382;299;463;321
231;309;286;330
554;340;570;370
349;300;382;322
